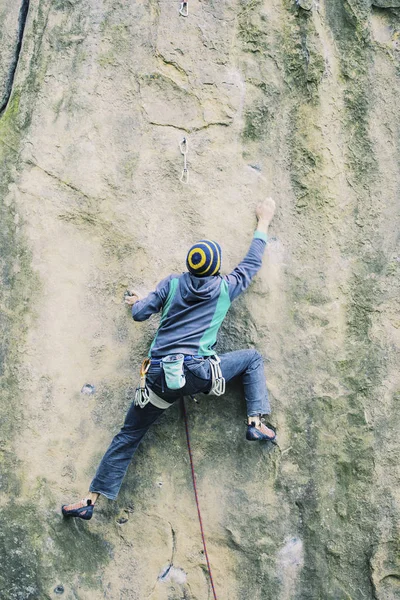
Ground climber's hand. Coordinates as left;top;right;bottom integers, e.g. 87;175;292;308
256;198;276;226
124;291;140;306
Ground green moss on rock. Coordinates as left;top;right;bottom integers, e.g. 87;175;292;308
238;0;270;54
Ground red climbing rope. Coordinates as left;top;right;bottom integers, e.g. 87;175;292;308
181;398;218;600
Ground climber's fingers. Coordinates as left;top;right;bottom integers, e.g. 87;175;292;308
124;291;140;305
256;198;276;223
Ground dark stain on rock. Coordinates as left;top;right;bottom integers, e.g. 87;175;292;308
0;502;112;598
0;0;30;117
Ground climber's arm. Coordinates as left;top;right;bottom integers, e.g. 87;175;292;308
224;198;275;301
126;275;174;321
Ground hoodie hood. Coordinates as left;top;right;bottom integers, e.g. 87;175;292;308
180;272;222;303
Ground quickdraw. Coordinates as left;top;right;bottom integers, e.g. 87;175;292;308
179;1;188;17
134;358;151;407
208;355;226;396
179;137;189;184
134;360;177;409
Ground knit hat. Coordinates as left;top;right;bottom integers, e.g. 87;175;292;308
186;240;222;276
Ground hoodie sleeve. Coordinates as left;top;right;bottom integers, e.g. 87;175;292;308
131;275;175;321
224;232;267;301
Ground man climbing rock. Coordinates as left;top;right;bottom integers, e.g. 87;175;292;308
62;198;276;520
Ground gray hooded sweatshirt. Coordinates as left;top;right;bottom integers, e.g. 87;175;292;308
132;232;267;357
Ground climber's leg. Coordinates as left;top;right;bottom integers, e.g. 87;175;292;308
219;349;275;441
62;401;165;519
219;349;270;414
89;400;165;499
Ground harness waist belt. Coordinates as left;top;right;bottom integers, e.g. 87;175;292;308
150;355;204;364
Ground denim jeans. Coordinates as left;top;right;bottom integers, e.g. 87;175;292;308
89;349;270;499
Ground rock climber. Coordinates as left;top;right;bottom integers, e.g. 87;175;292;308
62;198;277;520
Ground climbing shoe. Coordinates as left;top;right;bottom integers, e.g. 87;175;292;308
246;419;276;442
62;498;94;520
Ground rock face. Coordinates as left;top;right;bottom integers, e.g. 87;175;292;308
0;1;399;599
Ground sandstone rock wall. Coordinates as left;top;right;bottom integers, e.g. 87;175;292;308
0;1;399;599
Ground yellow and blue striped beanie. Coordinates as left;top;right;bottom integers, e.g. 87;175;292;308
186;240;222;276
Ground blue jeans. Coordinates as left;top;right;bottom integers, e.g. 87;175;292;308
89;350;270;499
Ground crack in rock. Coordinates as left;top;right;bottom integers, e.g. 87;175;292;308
0;0;30;117
157;523;187;585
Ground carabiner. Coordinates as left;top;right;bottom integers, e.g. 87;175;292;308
140;358;151;377
179;1;188;17
179;137;189;184
179;137;188;156
180;168;189;184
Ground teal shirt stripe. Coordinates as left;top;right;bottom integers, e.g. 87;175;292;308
148;278;179;356
254;230;268;242
198;280;231;356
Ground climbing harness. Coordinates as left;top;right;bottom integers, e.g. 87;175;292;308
181;397;218;600
179;1;188;17
208;355;226;396
134;358;151;407
179;137;189;184
135;355;225;407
